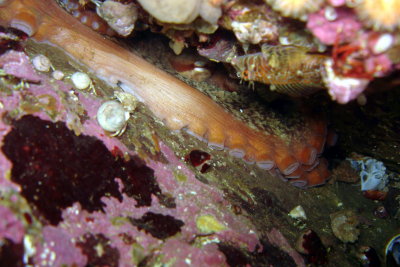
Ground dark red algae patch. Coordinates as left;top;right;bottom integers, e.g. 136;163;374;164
2;115;173;225
297;230;327;265
76;233;120;267
129;212;184;240
218;239;296;267
0;26;27;55
185;149;211;173
0;238;24;267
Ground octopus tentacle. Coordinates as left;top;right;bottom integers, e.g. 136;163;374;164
58;0;115;35
293;159;329;187
0;0;330;187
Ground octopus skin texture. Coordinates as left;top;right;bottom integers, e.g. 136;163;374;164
0;0;330;188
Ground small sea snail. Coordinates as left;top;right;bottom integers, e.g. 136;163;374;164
71;72;92;90
97;100;130;136
32;54;52;72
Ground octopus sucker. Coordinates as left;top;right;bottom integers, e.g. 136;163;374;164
241;145;258;164
294;159;329;187
289;179;308;188
256;160;275;171
0;0;330;187
228;148;246;159
273;145;301;175
204;126;226;151
355;0;400;31
58;0;115;35
183;120;208;142
224;134;248;157
253;149;276;170
10;10;38;36
284;166;304;179
290;142;317;166
303;158;320;172
283;162;301;176
307;134;327;155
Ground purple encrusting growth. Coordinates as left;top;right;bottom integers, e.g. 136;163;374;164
0;48;299;266
2;115;169;225
0;50;41;82
307;7;362;46
0;205;25;243
3;115;122;225
34;226;88;267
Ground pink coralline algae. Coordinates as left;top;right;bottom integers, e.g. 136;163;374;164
0;205;25;244
307;7;362;46
0;50;41;82
0;47;303;266
34;226;88;267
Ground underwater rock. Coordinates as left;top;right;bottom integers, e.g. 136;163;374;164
331;160;359;183
0;0;399;265
0;45;265;266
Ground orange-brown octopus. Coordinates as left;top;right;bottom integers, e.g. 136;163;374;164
0;0;330;188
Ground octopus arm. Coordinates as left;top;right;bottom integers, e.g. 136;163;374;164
0;0;330;187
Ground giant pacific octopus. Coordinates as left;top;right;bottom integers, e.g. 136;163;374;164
0;0;330;188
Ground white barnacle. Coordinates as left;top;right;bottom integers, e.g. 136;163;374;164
97;100;130;136
71;72;92;90
113;91;137;113
32;54;52;72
